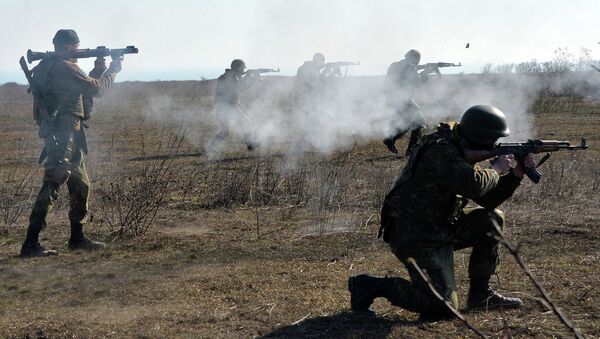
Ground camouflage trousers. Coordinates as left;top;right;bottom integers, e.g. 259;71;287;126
387;98;425;141
208;103;253;150
25;114;90;244
384;207;504;313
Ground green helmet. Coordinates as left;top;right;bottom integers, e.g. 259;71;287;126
458;105;510;146
405;49;421;59
230;59;246;71
52;29;80;46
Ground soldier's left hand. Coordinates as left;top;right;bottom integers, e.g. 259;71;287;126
94;57;107;71
511;153;535;178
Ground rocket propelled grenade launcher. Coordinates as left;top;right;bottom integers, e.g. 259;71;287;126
27;45;139;63
494;138;588;183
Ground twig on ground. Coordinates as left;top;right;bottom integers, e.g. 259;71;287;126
489;219;584;339
495;274;513;339
407;257;488;339
291;312;311;325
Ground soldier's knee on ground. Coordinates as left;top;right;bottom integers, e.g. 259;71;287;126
389;277;456;314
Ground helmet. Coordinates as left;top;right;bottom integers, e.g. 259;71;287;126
52;29;80;46
313;52;325;64
405;49;421;59
459;105;510;146
230;59;246;71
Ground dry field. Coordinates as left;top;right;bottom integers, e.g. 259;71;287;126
0;77;599;338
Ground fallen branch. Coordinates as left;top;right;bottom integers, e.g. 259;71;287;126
291;312;311;325
495;275;513;339
489;219;584;339
407;257;488;339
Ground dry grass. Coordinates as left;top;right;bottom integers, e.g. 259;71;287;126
0;79;598;338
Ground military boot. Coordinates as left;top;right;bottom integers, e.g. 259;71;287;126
348;274;394;314
68;222;106;251
19;224;58;257
20;242;58;257
467;278;523;311
383;138;398;154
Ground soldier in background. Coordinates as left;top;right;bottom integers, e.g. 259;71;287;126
20;29;122;257
207;59;260;153
294;52;327;112
349;105;533;321
383;49;435;155
292;53;339;151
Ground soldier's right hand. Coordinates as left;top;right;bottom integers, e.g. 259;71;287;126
107;57;123;74
491;154;512;176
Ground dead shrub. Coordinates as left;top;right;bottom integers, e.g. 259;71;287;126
0;167;37;230
95;133;182;238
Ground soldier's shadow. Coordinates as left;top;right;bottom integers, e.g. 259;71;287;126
259;311;418;338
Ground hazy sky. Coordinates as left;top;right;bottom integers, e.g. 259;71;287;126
1;0;599;82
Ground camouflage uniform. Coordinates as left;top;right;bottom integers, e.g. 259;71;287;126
208;69;257;150
24;57;115;248
378;122;522;313
384;59;426;152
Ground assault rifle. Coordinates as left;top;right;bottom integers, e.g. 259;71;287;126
325;61;360;68
245;68;280;76
19;56;59;163
493;138;588;183
26;45;138;63
417;62;461;77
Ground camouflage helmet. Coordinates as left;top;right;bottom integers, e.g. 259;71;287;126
52;29;80;46
458;105;510;146
231;59;246;70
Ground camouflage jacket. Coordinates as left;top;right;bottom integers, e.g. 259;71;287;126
381;122;522;242
31;58;115;120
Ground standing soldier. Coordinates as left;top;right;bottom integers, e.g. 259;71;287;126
383;49;435;155
349;105;534;321
207;59;260;153
20;29;122;257
292;53;337;150
294;52;327;113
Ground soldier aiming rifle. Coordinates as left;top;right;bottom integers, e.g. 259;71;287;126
207;59;273;153
383;49;461;155
349;105;587;321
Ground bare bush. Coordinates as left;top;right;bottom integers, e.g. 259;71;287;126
493;63;515;74
515;60;543;73
0;167;37;230
480;63;493;74
95;133;183;238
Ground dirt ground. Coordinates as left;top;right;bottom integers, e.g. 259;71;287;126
0;79;598;338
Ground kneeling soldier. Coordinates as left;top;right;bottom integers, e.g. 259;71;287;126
349;105;534;320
